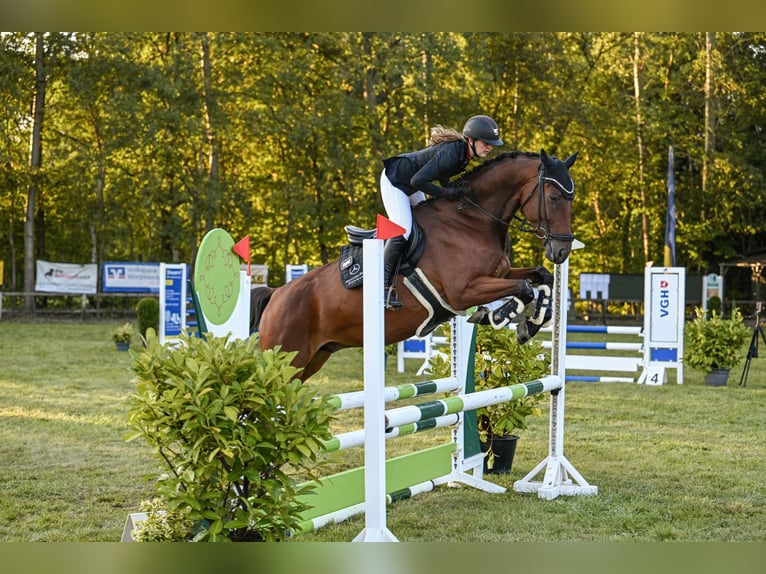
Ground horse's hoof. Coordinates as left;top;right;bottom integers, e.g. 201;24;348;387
516;321;531;344
524;320;542;339
467;306;489;324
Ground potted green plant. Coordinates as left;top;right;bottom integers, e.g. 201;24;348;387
112;322;133;351
472;325;547;473
427;324;548;473
685;307;750;386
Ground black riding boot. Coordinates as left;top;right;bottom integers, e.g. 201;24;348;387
382;236;406;310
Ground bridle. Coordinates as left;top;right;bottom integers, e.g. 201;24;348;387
459;160;575;243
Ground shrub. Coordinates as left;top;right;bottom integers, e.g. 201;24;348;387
125;330;335;541
135;297;159;339
111;322;133;344
427;324;548;440
706;295;722;315
472;326;548;437
685;307;750;371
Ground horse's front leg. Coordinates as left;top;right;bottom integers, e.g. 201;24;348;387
456;276;536;329
461;266;555;344
506;267;555;343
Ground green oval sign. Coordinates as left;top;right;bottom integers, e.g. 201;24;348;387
193;228;241;326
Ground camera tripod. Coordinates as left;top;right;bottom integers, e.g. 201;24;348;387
739;303;766;387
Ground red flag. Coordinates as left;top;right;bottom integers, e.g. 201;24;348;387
376;214;406;240
232;235;251;275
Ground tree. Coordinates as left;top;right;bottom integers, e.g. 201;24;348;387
23;33;46;311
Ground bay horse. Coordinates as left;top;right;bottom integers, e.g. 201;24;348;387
252;149;577;381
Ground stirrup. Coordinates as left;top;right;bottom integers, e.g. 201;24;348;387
385;286;403;310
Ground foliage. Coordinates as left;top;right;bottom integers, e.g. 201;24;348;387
125;329;335;541
5;33;766;297
427;324;548;441
111;322;133;344
471;325;548;440
135;298;160;339
131;498;196;542
706;296;722;314
685;307;750;371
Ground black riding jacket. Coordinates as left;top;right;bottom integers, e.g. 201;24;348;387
383;140;471;198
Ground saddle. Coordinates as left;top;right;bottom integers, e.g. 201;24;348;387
339;222;425;288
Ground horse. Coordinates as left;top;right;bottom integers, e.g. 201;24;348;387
251;149;577;381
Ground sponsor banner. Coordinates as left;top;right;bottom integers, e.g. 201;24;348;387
160;264;187;342
286;264;307;283
35;260;98;294
702;273;723;311
102;262;160;293
649;271;681;344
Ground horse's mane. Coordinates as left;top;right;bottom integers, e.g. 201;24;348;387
461;150;540;180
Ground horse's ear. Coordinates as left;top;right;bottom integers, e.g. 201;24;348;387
540;148;549;161
564;151;578;168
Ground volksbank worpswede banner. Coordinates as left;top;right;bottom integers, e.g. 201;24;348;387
102;262;160;293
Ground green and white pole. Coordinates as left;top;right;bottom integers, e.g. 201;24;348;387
327;377;461;411
322;413;461;453
384;375;563;429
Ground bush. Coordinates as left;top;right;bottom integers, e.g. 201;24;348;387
427;324;548;440
111;322;133;344
135;297;159;339
125;330;335;541
685;307;750;371
706;295;722;315
471;326;548;440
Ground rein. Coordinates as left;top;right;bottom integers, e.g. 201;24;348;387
459;161;575;243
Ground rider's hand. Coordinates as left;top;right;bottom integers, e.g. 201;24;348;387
441;187;463;201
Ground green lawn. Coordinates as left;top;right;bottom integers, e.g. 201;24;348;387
0;319;764;542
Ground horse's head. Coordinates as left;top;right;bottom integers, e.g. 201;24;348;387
518;149;577;264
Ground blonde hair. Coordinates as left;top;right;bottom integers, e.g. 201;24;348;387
429;125;465;146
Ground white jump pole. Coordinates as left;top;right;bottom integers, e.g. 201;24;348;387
514;241;598;499
352;238;397;542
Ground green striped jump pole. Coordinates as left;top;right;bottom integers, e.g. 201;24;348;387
326;377;460;411
322;413;461;453
384;375;562;430
293;480;435;535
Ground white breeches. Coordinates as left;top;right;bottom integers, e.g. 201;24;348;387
380;170;425;240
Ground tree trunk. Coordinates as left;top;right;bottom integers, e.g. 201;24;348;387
24;33;47;312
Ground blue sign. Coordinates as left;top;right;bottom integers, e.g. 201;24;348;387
162;265;186;339
102;262;160;293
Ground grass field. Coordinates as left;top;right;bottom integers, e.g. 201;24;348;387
0;318;764;543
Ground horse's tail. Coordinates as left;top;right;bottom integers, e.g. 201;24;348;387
250;286;275;334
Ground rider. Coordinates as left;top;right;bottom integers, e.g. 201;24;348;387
379;114;504;309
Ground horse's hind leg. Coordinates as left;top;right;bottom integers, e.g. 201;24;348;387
300;349;333;382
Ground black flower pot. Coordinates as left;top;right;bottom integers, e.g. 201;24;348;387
704;368;730;387
480;434;519;474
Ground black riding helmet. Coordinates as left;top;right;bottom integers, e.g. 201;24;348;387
462;115;504;146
